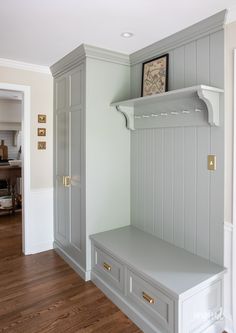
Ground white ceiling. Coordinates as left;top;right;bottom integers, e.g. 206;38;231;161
0;0;235;67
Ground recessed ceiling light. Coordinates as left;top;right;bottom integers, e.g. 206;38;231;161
121;32;134;38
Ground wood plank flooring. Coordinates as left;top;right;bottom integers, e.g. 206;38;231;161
0;213;141;333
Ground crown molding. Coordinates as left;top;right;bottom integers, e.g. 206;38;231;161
50;44;130;77
0;58;50;74
83;44;130;66
130;10;227;65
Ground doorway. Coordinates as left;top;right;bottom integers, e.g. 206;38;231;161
0;83;30;254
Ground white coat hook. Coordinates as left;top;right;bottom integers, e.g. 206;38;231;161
182;110;191;114
151;113;159;117
134;115;141;119
160;113;168;116
142;115;150;118
195;108;202;112
170;112;179;115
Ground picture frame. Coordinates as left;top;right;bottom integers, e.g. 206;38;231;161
37;128;46;136
38;141;46;150
38;114;47;123
141;54;169;97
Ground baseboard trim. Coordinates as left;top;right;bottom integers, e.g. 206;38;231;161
25;241;53;255
54;241;91;281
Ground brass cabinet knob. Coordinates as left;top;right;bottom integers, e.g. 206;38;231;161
63;176;71;187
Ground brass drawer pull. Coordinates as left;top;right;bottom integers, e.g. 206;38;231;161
142;292;155;304
103;262;111;271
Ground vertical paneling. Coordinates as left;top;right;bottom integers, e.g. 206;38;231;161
167;50;174;91
196;127;210;259
184;42;197;87
210;31;224;89
163;129;174;243
196;36;210;85
184;128;197;254
153;129;164;238
173;128;185;248
130;28;224;265
130;64;142;98
209;30;224;264
173;47;185;89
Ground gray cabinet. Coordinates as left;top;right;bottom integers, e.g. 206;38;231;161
54;65;86;274
51;44;130;280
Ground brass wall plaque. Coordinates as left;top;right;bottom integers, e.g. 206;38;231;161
38;141;46;150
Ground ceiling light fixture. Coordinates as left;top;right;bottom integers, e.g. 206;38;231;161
121;32;134;38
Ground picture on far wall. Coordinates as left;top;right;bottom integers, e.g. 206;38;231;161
141;54;169;97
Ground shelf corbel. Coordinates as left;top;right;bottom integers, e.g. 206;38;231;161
197;86;220;126
116;106;134;130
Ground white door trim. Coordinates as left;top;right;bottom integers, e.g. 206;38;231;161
0;82;30;254
232;49;236;332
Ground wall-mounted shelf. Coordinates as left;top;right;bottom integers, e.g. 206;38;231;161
111;85;223;130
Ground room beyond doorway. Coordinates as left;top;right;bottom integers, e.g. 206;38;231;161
0;82;30;255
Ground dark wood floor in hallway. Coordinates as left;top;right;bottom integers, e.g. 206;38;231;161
0;213;141;333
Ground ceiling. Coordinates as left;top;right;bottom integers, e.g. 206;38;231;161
0;0;235;67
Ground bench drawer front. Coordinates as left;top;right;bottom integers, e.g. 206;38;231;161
127;269;174;333
93;246;124;292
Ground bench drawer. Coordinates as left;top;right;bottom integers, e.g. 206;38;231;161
127;269;174;333
93;246;124;292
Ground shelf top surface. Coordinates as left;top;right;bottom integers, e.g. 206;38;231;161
111;85;224;108
90;226;225;297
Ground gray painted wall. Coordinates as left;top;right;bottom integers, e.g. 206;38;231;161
130;18;224;265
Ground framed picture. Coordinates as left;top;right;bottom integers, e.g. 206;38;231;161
38;114;47;123
37;128;46;136
38;141;46;150
141;54;169;97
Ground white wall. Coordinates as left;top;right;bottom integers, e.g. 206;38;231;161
225;21;236;225
0;65;54;254
0;66;53;189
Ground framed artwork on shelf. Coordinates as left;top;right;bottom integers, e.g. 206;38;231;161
141;54;169;97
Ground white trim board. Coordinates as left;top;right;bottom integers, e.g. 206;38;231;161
0;58;50;74
224;222;234;333
232;48;236;333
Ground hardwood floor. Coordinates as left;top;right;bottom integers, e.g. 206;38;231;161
0;213;141;333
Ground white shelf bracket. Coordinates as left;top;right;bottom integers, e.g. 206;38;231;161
197;87;220;126
116;106;134;130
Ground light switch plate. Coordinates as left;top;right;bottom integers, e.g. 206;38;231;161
208;155;216;171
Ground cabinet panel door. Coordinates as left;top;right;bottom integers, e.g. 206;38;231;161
68;65;85;266
55;110;69;245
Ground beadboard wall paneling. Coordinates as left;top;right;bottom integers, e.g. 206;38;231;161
130;29;224;265
130;31;224;98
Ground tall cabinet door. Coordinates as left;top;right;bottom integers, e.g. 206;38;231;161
67;65;86;268
54;64;86;271
54;74;70;247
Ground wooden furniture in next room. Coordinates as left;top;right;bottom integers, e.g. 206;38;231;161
0;165;21;213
